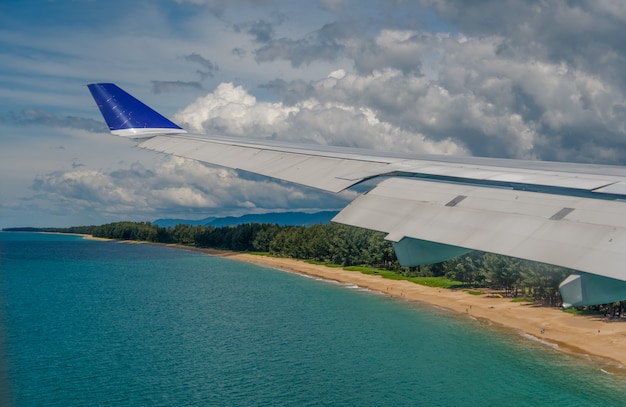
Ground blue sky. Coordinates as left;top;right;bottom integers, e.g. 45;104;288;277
2;0;626;227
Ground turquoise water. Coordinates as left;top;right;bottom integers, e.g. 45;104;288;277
1;232;625;406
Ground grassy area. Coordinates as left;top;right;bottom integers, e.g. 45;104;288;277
342;266;463;288
562;308;604;315
266;257;463;288
465;290;484;296
511;297;535;303
248;251;271;256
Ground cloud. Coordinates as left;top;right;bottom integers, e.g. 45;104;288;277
185;52;219;80
319;0;349;12
428;0;626;89
244;20;275;43
30;157;351;221
179;44;626;162
243;9;626;163
174;76;468;155
255;21;354;67
428;34;626;162
151;81;204;94
173;0;273;16
185;52;216;71
3;109;108;133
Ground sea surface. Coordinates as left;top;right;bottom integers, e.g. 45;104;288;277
1;232;626;406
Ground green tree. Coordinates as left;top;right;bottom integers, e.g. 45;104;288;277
483;253;521;295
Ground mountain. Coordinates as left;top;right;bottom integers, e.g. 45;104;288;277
151;217;216;228
152;211;338;228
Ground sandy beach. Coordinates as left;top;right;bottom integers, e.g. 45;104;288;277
201;248;626;370
84;236;626;370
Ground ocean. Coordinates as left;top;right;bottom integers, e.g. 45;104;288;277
1;232;625;406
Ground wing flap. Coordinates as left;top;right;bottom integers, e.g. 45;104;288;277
381;160;622;191
333;178;626;281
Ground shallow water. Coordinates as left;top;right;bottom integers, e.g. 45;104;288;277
1;232;625;406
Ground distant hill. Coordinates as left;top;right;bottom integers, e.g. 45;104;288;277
153;211;339;228
150;217;216;228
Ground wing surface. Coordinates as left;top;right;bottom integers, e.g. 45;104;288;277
138;135;392;192
87;83;626;307
334;178;626;282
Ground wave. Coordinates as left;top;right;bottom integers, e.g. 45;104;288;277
519;332;560;350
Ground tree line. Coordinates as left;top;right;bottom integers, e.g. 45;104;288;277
41;220;582;307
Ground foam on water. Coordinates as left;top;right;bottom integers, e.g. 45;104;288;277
519;332;561;350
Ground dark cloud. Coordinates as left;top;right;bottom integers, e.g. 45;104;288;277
252;10;430;74
258;78;314;105
255;22;352;67
110;162;156;182
2;109;108;133
318;0;349;12
176;0;278;18
151;80;204;94
254;36;343;68
247;20;275;43
185;53;217;70
231;47;247;57
185;53;219;79
232;13;285;46
428;0;626;88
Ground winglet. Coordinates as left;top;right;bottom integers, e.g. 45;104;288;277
87;83;186;138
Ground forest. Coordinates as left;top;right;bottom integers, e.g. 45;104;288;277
34;220;587;308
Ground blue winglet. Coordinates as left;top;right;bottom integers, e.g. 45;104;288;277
87;83;185;137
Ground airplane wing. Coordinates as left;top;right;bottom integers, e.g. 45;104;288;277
88;83;626;308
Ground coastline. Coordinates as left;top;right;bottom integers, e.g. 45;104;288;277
83;235;626;370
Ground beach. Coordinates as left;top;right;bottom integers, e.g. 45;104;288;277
84;236;626;369
200;248;626;369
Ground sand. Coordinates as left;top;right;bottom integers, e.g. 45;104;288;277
200;249;626;370
83;236;626;370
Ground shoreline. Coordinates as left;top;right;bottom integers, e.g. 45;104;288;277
83;235;626;370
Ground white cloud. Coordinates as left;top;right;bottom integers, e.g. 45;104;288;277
175;72;469;155
175;83;297;135
20;156;350;225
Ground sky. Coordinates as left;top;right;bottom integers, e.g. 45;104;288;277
2;0;626;228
